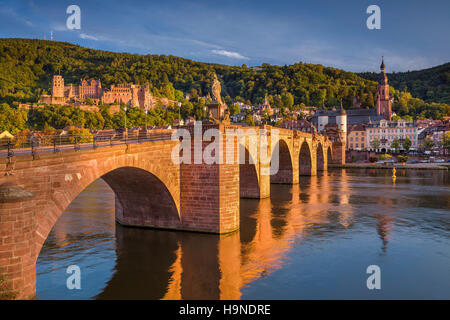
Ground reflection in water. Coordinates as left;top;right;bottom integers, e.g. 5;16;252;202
37;169;450;299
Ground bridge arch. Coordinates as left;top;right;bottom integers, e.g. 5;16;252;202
239;145;260;198
299;141;312;176
270;138;294;184
35;164;180;260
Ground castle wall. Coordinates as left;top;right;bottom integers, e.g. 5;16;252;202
48;76;153;109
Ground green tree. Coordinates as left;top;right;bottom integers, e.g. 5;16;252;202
397;155;408;163
440;132;450;155
422;136;435;151
66;127;93;143
370;136;381;150
245;114;255;126
174;89;184;101
230;103;241;115
281;92;294;110
391;138;400;153
402;136;412;153
403;115;413;122
379;154;392;161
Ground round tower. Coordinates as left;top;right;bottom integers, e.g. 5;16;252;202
336;100;347;133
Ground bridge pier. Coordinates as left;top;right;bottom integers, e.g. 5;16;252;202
0;182;36;300
258;164;271;199
179;125;240;234
330;140;346;165
180;161;240;234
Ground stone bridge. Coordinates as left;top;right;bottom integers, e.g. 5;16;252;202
0;124;337;299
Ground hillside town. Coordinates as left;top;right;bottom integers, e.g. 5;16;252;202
1;0;450;303
1;59;449;163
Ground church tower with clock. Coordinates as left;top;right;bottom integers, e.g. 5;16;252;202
376;57;392;121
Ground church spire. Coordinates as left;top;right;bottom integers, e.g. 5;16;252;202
377;56;392;121
379;56;388;86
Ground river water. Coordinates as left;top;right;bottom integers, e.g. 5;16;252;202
36;169;450;299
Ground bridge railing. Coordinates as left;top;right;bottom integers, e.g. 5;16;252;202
0;131;174;158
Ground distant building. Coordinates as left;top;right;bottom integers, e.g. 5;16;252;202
173;119;184;126
366;119;419;152
270;114;283;123
311;103;347;136
345;109;385;125
236;102;252;112
287;111;300;119
418;120;450;153
184;116;196;125
231;113;246;123
279;120;316;133
90;129;117;141
415;119;443;130
310;103;347;164
322;123;346;164
0;130;14;142
252;113;262;125
260;96;274;116
347;124;367;150
301;106;317;117
40;75;154;109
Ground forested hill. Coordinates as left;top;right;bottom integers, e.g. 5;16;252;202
0;38;448;120
0;38;378;106
359;63;450;105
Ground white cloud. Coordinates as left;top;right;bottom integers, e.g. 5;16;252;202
53;24;67;32
80;33;99;41
212;49;249;60
191;39;222;49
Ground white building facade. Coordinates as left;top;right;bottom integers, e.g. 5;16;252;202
366;119;419;151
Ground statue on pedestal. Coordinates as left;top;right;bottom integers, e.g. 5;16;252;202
204;73;228;124
211;73;224;106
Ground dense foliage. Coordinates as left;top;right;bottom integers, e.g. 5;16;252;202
359;63;450;105
0;38;448;134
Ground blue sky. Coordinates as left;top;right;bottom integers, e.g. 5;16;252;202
0;0;449;72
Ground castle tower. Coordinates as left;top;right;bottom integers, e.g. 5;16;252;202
52;75;64;98
376;57;392;121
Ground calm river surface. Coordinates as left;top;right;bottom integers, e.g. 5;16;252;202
36;169;450;299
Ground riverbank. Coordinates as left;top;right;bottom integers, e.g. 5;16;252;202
329;163;449;170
